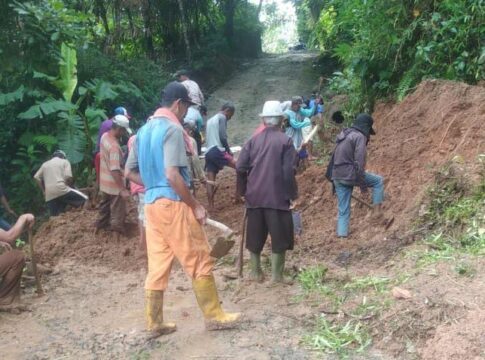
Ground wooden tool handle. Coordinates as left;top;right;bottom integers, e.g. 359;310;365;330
238;209;247;278
351;194;373;209
206;218;233;237
303;124;320;144
28;229;44;296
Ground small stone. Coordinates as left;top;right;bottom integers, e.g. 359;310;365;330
392;287;412;299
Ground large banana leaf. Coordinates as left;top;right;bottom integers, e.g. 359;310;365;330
57;111;86;164
82;79;118;105
54;43;78;102
0;85;25;106
18;99;77;119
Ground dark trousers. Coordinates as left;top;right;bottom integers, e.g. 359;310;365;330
246;208;294;254
95;192;126;233
0;250;25;306
0;217;11;231
46;191;86;217
193;129;202;155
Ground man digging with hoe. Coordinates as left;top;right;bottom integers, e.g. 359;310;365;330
125;82;241;338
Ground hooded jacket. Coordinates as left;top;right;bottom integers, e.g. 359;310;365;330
331;127;367;186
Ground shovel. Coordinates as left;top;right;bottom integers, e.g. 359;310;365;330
28;229;44;296
206;218;235;259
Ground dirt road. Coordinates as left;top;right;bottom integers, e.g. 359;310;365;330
206;52;318;145
3;55;484;360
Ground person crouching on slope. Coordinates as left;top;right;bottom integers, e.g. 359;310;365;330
236;101;298;283
125;82;241;338
330;113;385;238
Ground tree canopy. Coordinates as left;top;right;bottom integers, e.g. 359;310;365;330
0;0;262;212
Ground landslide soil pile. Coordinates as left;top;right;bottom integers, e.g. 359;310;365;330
34;79;485;274
290;79;485;269
34;201;147;271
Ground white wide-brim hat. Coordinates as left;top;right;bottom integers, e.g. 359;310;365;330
259;100;284;117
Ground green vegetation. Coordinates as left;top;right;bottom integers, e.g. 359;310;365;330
297;266;397;356
343;276;390;294
409;157;485;269
303;317;371;357
297;264;328;292
0;0;262;213
293;0;485;113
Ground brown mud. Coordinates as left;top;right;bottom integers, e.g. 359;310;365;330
1;55;484;359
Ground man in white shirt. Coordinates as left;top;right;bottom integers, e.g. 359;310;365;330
204;102;236;210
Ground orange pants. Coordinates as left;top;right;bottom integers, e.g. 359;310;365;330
145;198;214;290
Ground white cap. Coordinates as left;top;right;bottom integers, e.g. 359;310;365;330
113;115;132;134
259;101;284;117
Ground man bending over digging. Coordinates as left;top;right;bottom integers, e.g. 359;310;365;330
204;102;236;210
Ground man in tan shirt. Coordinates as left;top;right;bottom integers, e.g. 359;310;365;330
34;150;86;216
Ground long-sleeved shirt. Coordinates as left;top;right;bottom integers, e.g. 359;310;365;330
331;128;367;186
236;126;298;211
205;113;230;153
284;105;314;149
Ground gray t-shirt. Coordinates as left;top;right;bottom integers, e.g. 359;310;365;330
126;120;188;173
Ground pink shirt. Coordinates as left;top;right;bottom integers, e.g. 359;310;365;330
127;136;145;194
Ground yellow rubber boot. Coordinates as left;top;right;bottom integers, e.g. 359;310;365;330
145;290;177;337
192;275;241;330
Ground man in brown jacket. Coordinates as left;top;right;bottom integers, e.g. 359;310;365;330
236;101;298;283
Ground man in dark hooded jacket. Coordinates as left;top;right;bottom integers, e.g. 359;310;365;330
331;113;384;237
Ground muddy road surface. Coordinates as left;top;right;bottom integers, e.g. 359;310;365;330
206;52;318;146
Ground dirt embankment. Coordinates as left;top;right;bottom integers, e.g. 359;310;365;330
21;76;485;360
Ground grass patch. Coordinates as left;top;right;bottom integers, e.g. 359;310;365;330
343;276;390;293
303;316;371;357
298;267;393;357
297;265;328;293
351;296;392;318
411;159;485;267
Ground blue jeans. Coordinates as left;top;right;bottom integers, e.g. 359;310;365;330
334;172;384;237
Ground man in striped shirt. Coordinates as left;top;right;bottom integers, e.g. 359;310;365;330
95;115;132;240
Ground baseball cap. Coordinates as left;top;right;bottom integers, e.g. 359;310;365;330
114;106;131;119
113;114;133;134
53;150;67;159
161;81;195;105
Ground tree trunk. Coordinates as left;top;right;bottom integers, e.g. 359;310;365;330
95;0;110;35
223;0;238;47
257;0;264;17
112;0;122;48
142;1;155;60
176;0;192;65
126;8;135;38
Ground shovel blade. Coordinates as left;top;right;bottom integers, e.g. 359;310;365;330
210;236;235;258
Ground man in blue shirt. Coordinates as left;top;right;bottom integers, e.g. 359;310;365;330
125;82;240;338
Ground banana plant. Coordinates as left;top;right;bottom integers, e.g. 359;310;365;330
17;42;117;164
